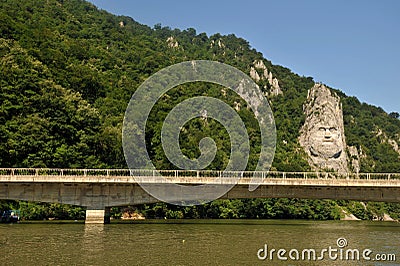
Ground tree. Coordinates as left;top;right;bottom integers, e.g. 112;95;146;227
389;112;399;119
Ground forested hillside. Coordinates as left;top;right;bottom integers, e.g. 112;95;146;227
1;0;399;220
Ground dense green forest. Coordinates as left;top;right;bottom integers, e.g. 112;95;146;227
1;0;399;221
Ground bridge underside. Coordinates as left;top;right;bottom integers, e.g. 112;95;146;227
1;182;399;223
222;185;400;202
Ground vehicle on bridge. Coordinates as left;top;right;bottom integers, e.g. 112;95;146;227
1;210;20;223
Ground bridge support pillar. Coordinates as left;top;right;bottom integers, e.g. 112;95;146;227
85;207;111;224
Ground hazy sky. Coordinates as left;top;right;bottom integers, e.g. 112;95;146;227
88;0;400;113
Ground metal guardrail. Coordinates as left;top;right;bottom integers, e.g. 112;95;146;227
0;168;399;180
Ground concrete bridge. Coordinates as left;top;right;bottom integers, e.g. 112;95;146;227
1;168;400;223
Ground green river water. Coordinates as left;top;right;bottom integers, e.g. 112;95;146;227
0;220;399;266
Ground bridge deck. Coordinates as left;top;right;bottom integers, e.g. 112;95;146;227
2;169;400;223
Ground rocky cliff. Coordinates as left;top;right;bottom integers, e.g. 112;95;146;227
299;83;350;173
250;60;282;96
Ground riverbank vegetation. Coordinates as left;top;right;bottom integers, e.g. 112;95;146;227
1;200;399;222
1;0;400;221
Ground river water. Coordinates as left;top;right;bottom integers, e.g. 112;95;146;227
0;220;399;266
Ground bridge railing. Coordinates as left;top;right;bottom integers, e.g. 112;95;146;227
0;168;133;177
0;168;400;180
357;173;400;180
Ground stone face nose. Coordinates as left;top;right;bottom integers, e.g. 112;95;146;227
324;128;332;139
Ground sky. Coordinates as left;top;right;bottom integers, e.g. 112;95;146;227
87;0;400;113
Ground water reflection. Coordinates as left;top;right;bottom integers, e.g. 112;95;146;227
82;224;106;263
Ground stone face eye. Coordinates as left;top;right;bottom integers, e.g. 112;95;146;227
319;127;326;132
329;127;337;132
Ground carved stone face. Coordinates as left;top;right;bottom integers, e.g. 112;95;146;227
309;121;343;159
299;83;349;173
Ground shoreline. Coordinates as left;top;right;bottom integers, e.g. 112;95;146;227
5;218;399;225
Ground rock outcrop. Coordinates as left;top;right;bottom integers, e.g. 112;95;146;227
250;60;282;96
210;39;225;49
299;83;349;173
121;207;145;220
340;207;361;221
166;36;179;48
388;138;400;158
249;67;260;82
348;145;361;173
374;127;400;158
